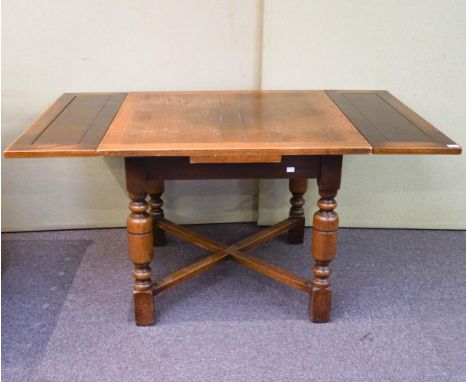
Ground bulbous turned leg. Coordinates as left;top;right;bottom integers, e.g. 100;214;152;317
309;156;342;323
147;180;167;246
128;192;155;326
287;178;308;244
310;191;338;322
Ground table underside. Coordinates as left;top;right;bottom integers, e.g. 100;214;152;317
141;156;328;316
125;155;342;325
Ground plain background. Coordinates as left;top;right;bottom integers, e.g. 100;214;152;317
2;0;465;231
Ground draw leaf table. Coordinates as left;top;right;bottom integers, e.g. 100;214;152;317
5;90;461;325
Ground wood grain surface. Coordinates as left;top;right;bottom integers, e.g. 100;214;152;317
326;90;461;154
97;91;372;158
4;90;461;159
4;93;126;158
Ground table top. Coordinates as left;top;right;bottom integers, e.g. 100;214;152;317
4;90;461;162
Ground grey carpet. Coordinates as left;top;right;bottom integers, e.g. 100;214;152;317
1;225;465;381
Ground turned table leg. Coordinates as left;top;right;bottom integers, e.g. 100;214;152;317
287;178;308;244
147;180;167;246
126;158;155;326
309;156;342;323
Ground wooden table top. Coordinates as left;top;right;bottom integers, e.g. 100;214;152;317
4;90;461;162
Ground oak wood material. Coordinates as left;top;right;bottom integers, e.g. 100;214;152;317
287;178;308;244
310;156;342;323
153;218;308;297
189;154;282;164
138;157;346;325
4;93;126;158
146;156;321;180
97;91;372;157
228;218;296;251
326;90;461;154
230;252;311;293
4;89;462;326
156;218;225;252
5;90;461;159
153;219;228;295
154;251;230;295
127;192;154;326
147;180;167;247
157;218;294;254
126;158;155;326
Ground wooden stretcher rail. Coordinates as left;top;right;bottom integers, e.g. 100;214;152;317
153;218;305;295
157;218;295;253
230;252;311;293
156;218;224;252
227;219;296;251
153;251;229;295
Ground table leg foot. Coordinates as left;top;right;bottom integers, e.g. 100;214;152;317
148;180;167;247
309;261;333;323
287;179;308;244
133;276;155;326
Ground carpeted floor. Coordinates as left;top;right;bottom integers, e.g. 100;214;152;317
2;224;465;381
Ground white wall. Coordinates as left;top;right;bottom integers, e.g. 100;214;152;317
2;0;263;231
258;0;465;229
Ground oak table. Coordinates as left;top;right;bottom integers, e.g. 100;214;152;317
4;90;461;326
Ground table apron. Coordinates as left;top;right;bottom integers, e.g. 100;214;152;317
143;155;322;180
